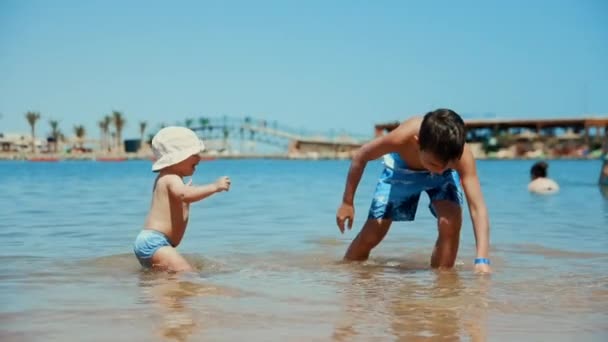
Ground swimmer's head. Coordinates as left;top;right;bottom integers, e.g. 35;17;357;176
530;161;548;180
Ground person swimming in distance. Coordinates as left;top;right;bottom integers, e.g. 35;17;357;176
528;161;559;194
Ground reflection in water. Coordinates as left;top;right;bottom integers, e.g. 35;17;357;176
333;261;490;341
3;160;608;340
136;262;238;342
391;271;490;342
138;272;200;341
599;185;608;200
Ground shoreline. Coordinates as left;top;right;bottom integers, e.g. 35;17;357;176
0;152;605;162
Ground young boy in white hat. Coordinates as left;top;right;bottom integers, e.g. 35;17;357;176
133;126;231;271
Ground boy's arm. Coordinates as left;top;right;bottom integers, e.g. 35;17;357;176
337;118;419;232
455;145;491;272
167;175;230;203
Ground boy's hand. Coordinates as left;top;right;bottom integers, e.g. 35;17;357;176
336;203;354;233
474;263;492;274
215;176;231;192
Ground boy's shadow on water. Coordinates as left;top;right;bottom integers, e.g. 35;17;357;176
80;254;213;341
137;271;201;342
333;258;490;342
135;257;241;342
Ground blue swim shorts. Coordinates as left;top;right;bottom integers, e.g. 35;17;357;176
133;230;173;267
368;153;463;221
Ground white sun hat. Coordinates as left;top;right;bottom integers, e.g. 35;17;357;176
151;126;205;171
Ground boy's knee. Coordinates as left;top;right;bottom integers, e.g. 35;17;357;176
360;231;384;248
437;210;462;239
150;247;194;272
438;214;461;228
434;201;461;221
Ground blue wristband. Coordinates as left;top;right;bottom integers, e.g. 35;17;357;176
474;258;490;265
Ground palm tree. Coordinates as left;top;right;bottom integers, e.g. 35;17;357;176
222;127;230;151
74;125;86;150
139;121;147;152
57;131;65;150
49;120;60;153
25;111;41;153
207;121;214;138
239;125;245;153
112;111;126;153
244;117;255;141
185;118;194;128
198;117;209;138
98;120;106;152
221;115;229;151
103;115;112;151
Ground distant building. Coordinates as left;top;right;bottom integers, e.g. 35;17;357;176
0;132;44;152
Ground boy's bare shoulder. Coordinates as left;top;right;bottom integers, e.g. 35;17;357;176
155;174;182;190
454;144;477;175
400;116;423;128
389;116;423;139
368;116;422;152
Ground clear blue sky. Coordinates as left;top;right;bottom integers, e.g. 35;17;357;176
1;0;607;139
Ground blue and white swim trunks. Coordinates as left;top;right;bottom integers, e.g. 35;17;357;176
368;153;463;221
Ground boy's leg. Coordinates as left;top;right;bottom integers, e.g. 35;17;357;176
430;200;462;268
344;218;392;261
150;246;194;272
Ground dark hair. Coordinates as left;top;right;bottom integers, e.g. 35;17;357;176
418;108;466;163
530;161;548;179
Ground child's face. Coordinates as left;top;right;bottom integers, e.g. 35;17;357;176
419;150;449;174
175;154;201;177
